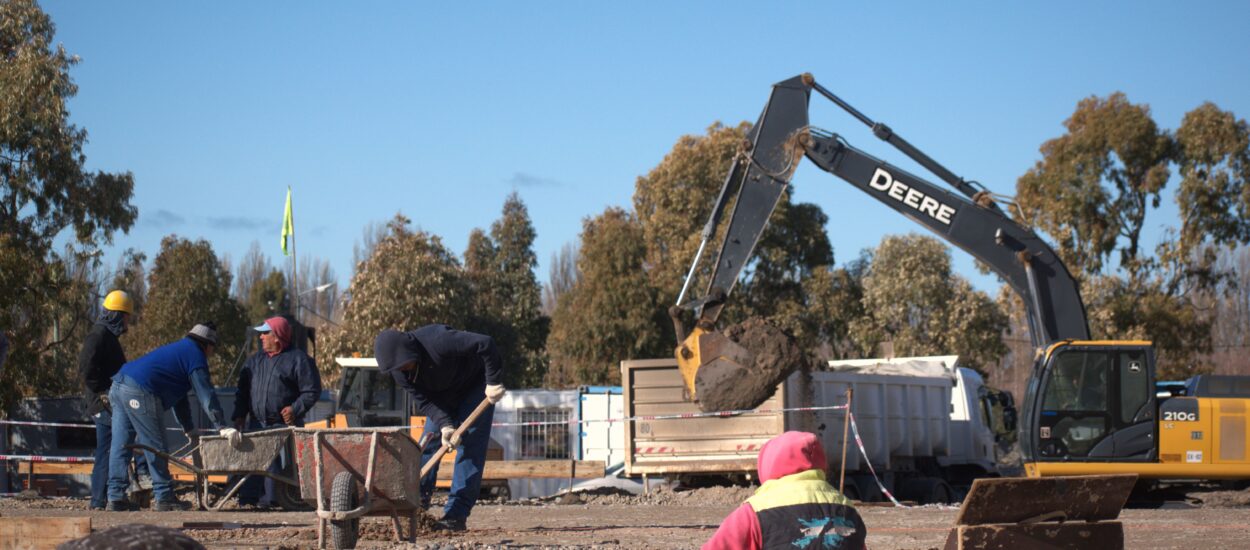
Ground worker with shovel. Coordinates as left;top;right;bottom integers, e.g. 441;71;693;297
106;322;241;511
232;315;322;508
374;325;506;532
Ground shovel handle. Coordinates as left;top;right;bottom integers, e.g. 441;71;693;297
418;396;493;480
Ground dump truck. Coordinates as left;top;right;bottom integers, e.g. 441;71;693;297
622;355;1016;503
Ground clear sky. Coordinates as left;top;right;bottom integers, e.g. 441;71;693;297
40;1;1250;297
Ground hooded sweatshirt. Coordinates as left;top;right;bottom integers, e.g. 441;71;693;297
78;311;129;415
374;325;503;429
703;431;866;550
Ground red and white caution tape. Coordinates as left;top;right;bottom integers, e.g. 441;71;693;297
489;403;850;429
0;419;93;429
2;403;852;433
0;419;214;433
848;411;906;508
0;454;93;463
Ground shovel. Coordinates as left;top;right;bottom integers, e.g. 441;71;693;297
418;396;494;480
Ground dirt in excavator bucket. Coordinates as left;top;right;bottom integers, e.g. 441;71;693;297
694;318;809;413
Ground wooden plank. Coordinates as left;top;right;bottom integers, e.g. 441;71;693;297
955;475;1136;526
943;521;1123;550
0;517;91;550
433;460;604;480
28;462;93;476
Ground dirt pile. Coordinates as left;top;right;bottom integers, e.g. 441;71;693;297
1186;487;1250;508
695;318;809;413
540;484;757;507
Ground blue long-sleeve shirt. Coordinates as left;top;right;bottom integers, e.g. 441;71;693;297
232;347;322;426
375;325;503;429
116;337;228;431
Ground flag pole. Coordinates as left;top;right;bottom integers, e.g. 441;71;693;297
290;186;299;323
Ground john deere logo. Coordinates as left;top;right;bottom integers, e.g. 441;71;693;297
868;167;957;225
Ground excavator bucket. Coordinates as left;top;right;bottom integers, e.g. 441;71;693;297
678;319;806;413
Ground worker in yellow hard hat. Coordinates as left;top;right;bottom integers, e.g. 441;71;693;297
78;290;137;510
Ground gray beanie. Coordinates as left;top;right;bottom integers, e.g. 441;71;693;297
186;322;219;346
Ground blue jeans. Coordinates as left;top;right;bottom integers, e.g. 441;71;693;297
90;408;111;508
108;378;175;503
91;406;149;508
238;419;289;506
419;387;494;520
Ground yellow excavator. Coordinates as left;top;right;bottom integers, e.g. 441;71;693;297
672;73;1250;481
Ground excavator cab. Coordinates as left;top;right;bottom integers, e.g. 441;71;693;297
1024;341;1157;463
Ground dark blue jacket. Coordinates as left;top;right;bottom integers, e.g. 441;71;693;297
232;347;322;426
374;325;503;429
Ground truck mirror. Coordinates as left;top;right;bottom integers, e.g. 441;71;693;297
1002;406;1018;433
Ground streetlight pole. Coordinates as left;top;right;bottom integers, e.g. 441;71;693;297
296;282;336;326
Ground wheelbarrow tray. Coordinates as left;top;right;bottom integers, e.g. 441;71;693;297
198;427;292;473
292;428;423;510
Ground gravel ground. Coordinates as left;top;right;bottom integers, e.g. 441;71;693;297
3;486;1250;549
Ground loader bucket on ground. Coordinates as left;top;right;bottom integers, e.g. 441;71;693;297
943;474;1137;550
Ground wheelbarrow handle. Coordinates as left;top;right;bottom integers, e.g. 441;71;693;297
419;396;493;480
126;443;204;476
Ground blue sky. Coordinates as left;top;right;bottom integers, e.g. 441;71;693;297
41;1;1250;297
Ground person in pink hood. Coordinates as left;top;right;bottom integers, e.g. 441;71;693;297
703;431;867;550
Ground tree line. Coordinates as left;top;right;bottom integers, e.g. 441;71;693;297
5;0;1250;413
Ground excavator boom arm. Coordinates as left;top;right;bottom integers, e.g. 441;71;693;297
680;74;1090;349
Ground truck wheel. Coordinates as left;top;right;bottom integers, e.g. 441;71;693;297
837;479;861;502
926;479;953;504
330;471;359;550
901;477;953;504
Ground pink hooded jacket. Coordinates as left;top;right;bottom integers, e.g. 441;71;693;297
703;431;866;550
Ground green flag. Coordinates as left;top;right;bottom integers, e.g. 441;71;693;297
281;187;294;256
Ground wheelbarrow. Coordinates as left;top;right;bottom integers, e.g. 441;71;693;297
129;427;305;511
294;397;494;550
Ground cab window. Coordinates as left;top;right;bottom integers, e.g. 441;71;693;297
1042;351;1109;412
1039;350;1112;457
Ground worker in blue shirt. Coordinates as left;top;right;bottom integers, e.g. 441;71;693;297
233;316;322;508
374;325;506;532
106;322;240;511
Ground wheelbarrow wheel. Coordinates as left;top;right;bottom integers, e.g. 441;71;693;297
274;478;309;511
329;471;359;550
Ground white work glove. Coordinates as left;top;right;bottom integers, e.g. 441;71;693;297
219;427;242;448
440;425;460;449
485;384;507;404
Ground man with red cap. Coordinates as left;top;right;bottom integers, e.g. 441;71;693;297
233;316;322;508
703;431;867;550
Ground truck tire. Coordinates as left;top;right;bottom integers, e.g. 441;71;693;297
900;477;953;505
329;471;359;550
837;479;861;502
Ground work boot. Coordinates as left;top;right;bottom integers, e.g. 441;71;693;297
433;516;466;532
153;499;190;512
105;501;133;512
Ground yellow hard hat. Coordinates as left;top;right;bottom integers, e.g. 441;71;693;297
103;290;135;314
